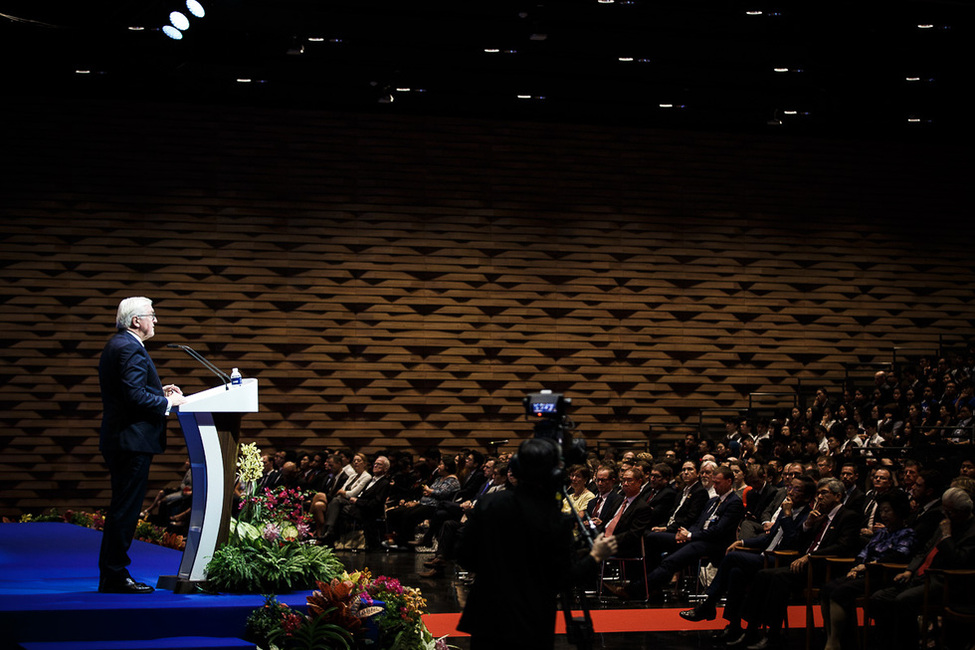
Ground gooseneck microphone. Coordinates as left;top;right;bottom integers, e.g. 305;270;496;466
167;343;232;390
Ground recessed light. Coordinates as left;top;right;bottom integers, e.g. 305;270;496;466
186;0;205;18
745;10;762;15
659;103;673;108
773;67;789;73
170;11;190;30
618;57;634;62
917;24;934;29
484;48;500;53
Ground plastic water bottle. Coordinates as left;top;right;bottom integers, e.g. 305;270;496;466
230;368;242;386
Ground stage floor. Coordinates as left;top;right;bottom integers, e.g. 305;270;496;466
0;523;816;649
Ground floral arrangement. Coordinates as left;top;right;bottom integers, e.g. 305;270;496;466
204;442;342;594
235;485;314;543
17;508;185;551
245;570;452;650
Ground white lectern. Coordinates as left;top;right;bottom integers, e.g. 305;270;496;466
157;378;259;594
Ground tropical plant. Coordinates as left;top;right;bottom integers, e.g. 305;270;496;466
205;535;344;594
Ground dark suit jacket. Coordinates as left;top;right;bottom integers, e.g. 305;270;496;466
687;492;745;548
605;496;654;557
664;482;708;533
908;515;975;573
587;490;624;523
743;505;811;552
843;485;866;514
352;475;391;518
744;483;781;523
803;505;862;557
98;330;169;454
644;485;678;528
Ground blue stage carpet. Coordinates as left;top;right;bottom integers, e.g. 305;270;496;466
0;523;314;649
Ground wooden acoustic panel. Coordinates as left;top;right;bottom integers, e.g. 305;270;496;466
0;98;971;516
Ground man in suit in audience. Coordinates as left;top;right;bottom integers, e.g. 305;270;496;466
734;478;861;650
643;465;745;593
601;467;654;559
738;464;782;540
98;297;186;594
679;475;817;640
643;463;678;528
838;462;866;514
869;487;975;650
650;460;708;535
587;465;624;527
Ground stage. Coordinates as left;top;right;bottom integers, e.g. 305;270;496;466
1;522;819;649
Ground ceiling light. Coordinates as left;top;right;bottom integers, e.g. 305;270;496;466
618;57;634;62
170;11;190;30
659;103;673;108
746;10;762;15
484;48;500;53
917;24;934;29
186;0;205;18
162;25;183;40
773;67;789;73
128;26;145;31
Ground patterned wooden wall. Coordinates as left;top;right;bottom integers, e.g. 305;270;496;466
0;98;972;517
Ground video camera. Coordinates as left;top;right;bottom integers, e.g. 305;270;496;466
523;390;587;467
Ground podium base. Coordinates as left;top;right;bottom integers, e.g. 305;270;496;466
156;574;208;594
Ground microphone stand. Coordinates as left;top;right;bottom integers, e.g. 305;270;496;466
167;343;232;389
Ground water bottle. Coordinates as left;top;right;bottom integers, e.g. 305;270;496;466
230;367;242;386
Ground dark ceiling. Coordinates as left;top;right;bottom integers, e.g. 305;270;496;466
2;0;973;140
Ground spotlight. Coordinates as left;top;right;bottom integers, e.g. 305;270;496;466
162;25;183;40
170;11;190;30
186;0;205;18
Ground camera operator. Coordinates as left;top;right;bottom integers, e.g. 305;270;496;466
456;437;617;649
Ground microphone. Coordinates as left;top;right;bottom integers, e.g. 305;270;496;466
167;343;232;390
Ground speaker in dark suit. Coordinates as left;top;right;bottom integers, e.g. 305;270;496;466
97;297;185;593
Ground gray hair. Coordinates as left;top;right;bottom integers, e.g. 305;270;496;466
116;296;152;330
942;486;974;514
818;477;846;497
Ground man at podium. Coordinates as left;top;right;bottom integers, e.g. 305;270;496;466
97;296;186;594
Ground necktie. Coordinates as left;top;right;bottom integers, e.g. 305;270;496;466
592;495;604;517
916;544;939;576
809;517;830;553
605;499;629;536
702;497;720;530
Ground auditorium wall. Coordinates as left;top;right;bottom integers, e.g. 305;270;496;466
0;97;971;516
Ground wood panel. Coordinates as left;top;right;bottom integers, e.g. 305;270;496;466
0;98;971;516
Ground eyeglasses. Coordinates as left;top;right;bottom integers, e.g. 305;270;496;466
135;313;157;322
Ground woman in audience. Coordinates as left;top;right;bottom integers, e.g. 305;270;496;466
384;456;460;548
819;490;915;650
562;464;595;515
